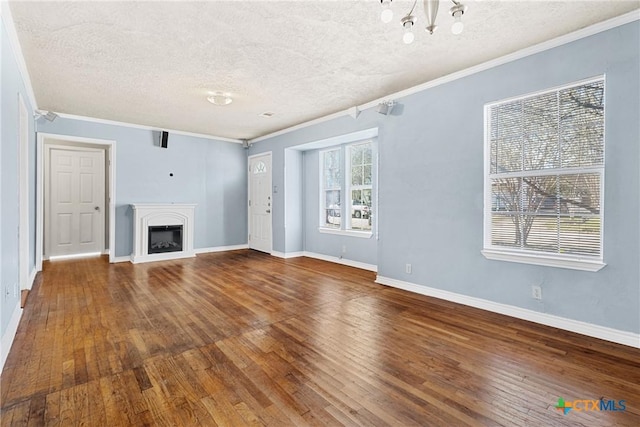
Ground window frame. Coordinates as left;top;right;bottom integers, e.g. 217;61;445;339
319;148;342;230
482;77;606;272
319;139;375;239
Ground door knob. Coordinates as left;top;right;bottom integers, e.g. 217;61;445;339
94;206;100;211
266;209;271;213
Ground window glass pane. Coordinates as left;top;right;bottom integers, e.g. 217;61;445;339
491;103;523;173
491;178;521;213
558;173;600;216
324;190;341;228
352;166;363;186
522;175;558;214
560;81;604;168
523;92;559;170
351;189;371;230
559;217;600;255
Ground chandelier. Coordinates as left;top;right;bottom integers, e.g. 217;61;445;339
380;0;468;44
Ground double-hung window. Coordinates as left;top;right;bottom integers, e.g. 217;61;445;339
320;141;374;237
483;77;605;271
321;148;342;229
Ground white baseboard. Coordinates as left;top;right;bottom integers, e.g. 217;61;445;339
375;275;640;349
111;256;131;263
0;301;23;372
303;251;377;272
195;244;249;254
271;251;304;259
28;268;37;289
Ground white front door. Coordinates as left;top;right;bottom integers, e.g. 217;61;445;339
249;153;272;253
46;147;105;258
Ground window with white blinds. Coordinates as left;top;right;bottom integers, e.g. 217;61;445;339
483;77;605;271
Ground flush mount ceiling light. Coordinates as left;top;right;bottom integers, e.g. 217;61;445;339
379;0;468;43
207;92;233;106
259;112;275;118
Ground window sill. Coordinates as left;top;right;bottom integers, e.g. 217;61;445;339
481;249;606;272
318;227;373;239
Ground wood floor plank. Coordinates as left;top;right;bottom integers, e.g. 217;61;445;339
1;251;639;426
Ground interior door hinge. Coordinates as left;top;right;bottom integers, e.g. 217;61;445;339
249;200;251;207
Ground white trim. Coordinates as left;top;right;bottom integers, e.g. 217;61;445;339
481;249;606;272
111;256;132;263
18;93;30;292
0;3;38;110
271;250;304;259
249;11;639;144
55;112;242;144
375;275;640;349
36;133;116;269
195;244;249;254
0;302;23;372
318;227;372;239
28;268;36;289
290;128;379;152
302;251;377;272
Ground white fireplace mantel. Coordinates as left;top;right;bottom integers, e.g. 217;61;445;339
131;203;196;264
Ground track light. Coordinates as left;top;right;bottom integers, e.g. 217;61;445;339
34;110;58;122
376;101;396;115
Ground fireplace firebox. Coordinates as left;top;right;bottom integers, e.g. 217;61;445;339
148;225;183;254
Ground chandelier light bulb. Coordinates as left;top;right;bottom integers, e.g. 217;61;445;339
449;3;466;35
381;0;393;24
402;16;415;44
403;30;415;44
451;15;464;34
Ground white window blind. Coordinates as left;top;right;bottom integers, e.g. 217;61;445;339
484;78;605;269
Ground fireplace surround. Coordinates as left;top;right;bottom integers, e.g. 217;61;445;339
131;203;196;263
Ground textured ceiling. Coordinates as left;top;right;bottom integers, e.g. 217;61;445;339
9;1;639;140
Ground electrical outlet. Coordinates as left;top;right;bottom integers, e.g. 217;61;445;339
405;263;412;274
532;285;542;300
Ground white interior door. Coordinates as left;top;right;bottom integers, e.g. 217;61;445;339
249;153;272;253
46;147;105;258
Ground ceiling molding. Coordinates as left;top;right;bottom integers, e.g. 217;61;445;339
53;112;243;144
1;2;38;110
251;9;640;145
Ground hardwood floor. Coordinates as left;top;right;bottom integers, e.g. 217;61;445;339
1;250;639;426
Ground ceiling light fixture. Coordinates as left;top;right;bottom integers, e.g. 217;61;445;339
259;112;275;118
207;92;233;106
380;0;468;42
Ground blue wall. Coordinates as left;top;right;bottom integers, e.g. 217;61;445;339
251;22;640;334
1;19;36;340
36;119;248;257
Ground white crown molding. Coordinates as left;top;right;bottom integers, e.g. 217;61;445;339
251;10;640;144
0;301;23;373
1;2;38;110
194;244;249;254
250;110;348;143
54;112;243;144
375;275;640;349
